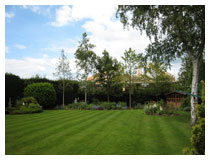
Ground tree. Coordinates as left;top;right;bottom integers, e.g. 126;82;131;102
75;32;97;103
183;81;205;155
121;48;140;108
178;54;205;92
117;5;205;126
96;50;121;103
53;49;72;108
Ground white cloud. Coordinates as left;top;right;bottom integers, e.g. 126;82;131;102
5;12;15;18
43;44;76;55
14;44;26;49
50;6;73;27
50;5;150;60
6;56;77;79
72;5;150;60
22;6;41;14
5;46;9;53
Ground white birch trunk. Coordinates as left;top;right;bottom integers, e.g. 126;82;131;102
191;56;200;126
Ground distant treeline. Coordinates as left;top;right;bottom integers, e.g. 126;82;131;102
5;73;176;108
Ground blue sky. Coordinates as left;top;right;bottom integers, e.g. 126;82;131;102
5;5;181;79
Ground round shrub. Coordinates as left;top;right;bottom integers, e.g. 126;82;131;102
24;82;56;109
8;97;42;114
17;97;38;107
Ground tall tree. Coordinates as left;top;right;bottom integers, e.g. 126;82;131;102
178;54;205;92
75;32;97;103
117;5;205;126
96;50;121;103
122;48;140;108
53;49;72;108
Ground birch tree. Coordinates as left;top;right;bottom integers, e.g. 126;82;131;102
117;5;205;126
53;49;72;108
75;32;97;103
122;48;140;109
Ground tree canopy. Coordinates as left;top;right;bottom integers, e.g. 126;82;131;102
75;32;97;103
117;5;205;126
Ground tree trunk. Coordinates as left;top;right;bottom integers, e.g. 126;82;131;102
129;89;132;109
85;87;87;103
84;80;87;103
191;56;200;126
63;80;65;108
107;94;110;104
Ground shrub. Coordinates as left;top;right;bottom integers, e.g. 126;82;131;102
99;102;116;110
8;97;42;114
90;104;100;110
183;81;205;155
135;103;144;109
65;102;88;110
116;102;127;109
180;97;191;111
17;97;38;107
144;102;158;115
144;100;177;115
24;82;56;109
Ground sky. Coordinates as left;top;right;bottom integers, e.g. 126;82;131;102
5;5;181;80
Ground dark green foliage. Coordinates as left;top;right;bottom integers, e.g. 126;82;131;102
16;97;38;107
135;103;144;109
180;97;191;112
183;81;205;155
24;82;56;109
8;97;42;114
117;102;127;109
5;73;24;107
99;102;116;110
178;55;205;92
96;50;122;103
65;102;89;110
52;80;79;105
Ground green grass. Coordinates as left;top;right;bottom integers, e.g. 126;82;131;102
5;110;191;155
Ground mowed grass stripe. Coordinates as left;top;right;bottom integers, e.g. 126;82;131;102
78;110;140;155
6;110;88;134
54;110;124;155
5;110;191;155
10;111;115;154
6;110;103;151
6;110;81;127
5;110;66;124
6;110;110;154
5;111;92;143
24;110;121;154
125;114;171;155
159;116;191;154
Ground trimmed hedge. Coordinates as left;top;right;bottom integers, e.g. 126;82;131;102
24;82;56;109
8;97;42;114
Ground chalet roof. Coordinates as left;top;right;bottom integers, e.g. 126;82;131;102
165;90;201;98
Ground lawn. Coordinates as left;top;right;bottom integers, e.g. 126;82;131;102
5;110;191;155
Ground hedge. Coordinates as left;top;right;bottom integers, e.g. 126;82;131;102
24;82;56;109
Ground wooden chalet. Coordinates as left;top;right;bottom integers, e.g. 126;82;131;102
165;91;187;108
